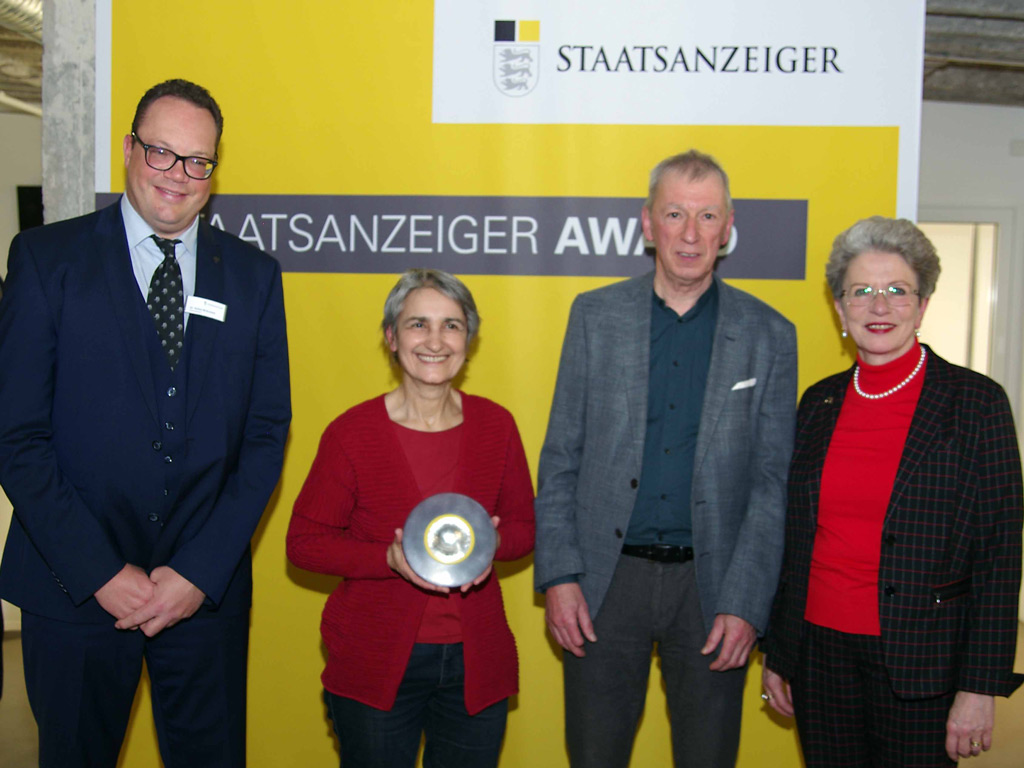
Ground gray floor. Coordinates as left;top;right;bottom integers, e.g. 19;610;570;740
1;626;1023;767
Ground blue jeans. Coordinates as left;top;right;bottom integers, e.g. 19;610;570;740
325;643;508;768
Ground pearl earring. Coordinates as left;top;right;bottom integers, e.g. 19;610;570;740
915;329;921;338
841;329;848;338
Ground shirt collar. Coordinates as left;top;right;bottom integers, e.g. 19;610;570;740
652;277;718;321
120;194;200;255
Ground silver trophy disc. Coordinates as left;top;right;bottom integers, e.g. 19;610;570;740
402;493;496;587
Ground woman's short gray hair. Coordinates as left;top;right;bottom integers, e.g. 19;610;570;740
382;268;480;342
826;216;941;300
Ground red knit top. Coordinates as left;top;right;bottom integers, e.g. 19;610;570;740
805;342;925;635
393;422;463;643
287;394;536;714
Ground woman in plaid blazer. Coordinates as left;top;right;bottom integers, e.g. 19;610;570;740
761;217;1023;767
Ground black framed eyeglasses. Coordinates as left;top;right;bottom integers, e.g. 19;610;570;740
131;133;218;180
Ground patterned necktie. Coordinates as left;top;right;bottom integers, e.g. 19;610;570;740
147;235;184;370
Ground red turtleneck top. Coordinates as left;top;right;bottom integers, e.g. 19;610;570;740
804;341;926;635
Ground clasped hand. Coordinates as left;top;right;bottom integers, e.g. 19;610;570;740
95;563;206;637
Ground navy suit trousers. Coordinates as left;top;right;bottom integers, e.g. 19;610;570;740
22;610;249;768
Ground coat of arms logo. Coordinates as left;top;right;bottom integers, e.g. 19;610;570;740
493;20;540;97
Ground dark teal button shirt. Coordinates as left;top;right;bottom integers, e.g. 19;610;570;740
626;281;718;547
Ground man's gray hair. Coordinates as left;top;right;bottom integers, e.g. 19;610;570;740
825;216;941;300
382;268;480;342
645;149;732;211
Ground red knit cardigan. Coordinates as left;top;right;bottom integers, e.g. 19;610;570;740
287;393;536;714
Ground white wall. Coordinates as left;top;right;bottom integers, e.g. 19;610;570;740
0;112;43;278
1;111;42;629
918;101;1024;619
918;101;1024;418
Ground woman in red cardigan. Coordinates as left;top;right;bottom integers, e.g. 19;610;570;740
287;269;535;768
760;217;1023;767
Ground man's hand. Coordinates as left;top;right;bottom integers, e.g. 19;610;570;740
946;691;995;761
545;582;596;657
701;613;756;671
94;563;156;620
114;566;205;637
761;661;795;717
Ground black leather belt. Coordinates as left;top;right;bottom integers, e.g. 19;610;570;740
621;544;694;563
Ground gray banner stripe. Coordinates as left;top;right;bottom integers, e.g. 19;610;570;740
97;193;806;279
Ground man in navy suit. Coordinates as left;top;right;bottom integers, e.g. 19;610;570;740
0;79;291;768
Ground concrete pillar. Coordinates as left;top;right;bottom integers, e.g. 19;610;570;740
41;0;94;224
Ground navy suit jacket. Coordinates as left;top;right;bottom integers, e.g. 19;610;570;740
0;201;291;623
763;349;1023;698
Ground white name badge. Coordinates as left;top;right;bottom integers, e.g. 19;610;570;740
184;296;228;323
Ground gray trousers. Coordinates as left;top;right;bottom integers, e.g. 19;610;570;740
563;555;746;768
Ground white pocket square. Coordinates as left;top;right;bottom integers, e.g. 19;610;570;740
731;378;757;391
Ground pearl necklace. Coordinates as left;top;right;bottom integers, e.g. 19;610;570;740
853;346;927;400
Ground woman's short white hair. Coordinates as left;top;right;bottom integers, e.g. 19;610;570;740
826;216;941;299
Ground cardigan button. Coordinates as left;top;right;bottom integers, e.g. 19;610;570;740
614;528;623;539
630;478;638;489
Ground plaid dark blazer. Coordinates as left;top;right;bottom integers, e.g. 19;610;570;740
763;347;1024;699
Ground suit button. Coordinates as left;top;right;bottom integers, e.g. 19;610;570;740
630;479;638;489
167;387;177;397
615;528;623;539
884;535;897;546
148;513;160;522
884;585;896;597
163;455;173;464
164;422;175;431
152;441;162;450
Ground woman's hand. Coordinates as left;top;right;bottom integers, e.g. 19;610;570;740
459;516;501;593
946;691;995;761
386;528;449;593
761;661;795;718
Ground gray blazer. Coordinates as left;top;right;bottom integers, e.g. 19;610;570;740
534;272;796;635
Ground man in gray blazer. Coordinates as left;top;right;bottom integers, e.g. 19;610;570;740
535;150;796;767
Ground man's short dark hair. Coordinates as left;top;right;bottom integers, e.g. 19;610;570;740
132;79;224;148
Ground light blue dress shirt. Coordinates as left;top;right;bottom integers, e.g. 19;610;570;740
120;195;199;328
